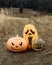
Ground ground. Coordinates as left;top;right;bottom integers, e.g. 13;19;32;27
0;9;52;65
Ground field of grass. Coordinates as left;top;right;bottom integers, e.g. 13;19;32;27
0;9;52;65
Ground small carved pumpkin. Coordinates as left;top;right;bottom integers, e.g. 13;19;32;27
23;24;38;50
32;38;45;51
6;37;28;52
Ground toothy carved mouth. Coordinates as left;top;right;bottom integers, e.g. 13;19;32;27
11;46;18;50
28;36;32;45
35;44;43;49
35;46;42;49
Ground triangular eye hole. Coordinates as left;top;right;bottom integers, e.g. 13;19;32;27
25;30;29;34
11;42;14;46
30;29;35;34
19;42;22;46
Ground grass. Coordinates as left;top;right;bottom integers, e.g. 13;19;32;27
0;9;52;65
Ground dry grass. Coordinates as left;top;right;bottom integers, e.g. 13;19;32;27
0;10;52;65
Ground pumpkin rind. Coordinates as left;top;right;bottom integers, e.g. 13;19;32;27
6;37;28;52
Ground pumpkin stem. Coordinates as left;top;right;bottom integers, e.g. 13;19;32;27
16;35;19;38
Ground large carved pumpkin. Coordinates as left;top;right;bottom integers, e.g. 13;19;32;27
6;37;28;52
23;24;38;50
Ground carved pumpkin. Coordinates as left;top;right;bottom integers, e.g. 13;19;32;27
6;37;28;52
32;38;45;51
23;24;38;50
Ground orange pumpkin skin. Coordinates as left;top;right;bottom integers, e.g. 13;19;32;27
23;24;38;50
6;37;28;52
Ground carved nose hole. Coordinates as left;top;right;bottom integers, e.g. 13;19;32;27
16;46;18;48
28;33;31;35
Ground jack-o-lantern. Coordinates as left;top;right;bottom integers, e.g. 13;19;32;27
23;24;38;50
32;38;45;51
6;37;28;52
